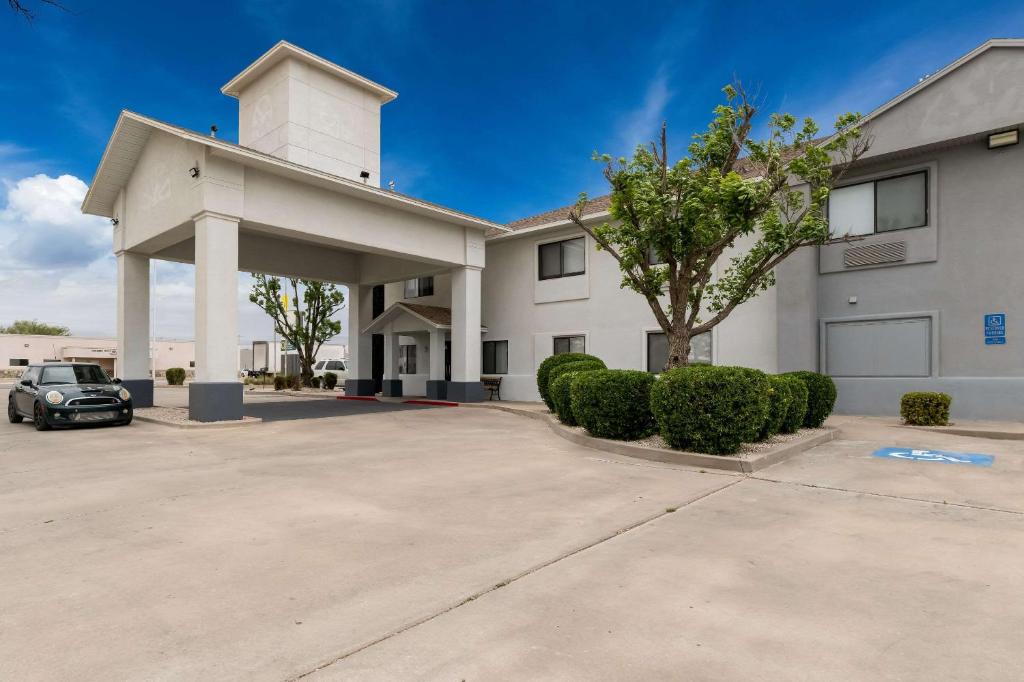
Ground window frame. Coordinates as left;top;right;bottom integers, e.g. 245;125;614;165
553;335;586;355
482;340;508;375
398;344;417;374
538;237;586;281
828;169;929;239
404;276;435;299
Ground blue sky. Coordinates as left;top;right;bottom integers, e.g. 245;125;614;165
1;0;1023;339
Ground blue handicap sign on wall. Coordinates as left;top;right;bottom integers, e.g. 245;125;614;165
873;447;994;467
986;337;1007;345
984;313;1006;345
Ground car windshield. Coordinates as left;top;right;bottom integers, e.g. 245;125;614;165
39;365;111;385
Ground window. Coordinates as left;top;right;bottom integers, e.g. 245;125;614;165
40;364;111;385
404;276;434;298
21;367;40;384
314;361;326;370
482;340;508;374
9;358;29;366
398;345;417;374
553;335;585;355
326;360;346;371
828;170;928;237
646;245;665;266
646;331;712;373
539;237;586;280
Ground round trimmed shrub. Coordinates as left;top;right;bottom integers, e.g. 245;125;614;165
901;391;951;426
311;376;322;388
323;371;338;390
785;371;837;427
570;369;655;440
536;352;605;410
759;375;793;440
165;367;186;386
548;359;606;388
779;375;808;434
550;369;595;425
650;365;771;455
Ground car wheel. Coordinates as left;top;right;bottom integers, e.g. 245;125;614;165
8;398;23;424
33;402;51;431
119;411;133;426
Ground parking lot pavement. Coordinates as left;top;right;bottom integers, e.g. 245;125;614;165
1;408;1022;681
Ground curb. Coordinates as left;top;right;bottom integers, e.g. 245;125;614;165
133;414;263;429
898;424;1024;441
466;402;838;472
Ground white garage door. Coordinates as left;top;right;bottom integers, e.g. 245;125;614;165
824;317;932;377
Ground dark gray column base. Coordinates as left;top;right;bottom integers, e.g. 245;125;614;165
445;381;486;403
381;379;403;397
344;379;377;396
188;382;243;422
425;380;448;400
121;379;154;408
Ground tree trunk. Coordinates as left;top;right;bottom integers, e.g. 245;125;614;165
664;328;691;371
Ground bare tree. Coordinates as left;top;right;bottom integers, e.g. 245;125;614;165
8;0;69;21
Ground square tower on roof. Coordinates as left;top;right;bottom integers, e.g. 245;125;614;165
221;41;397;186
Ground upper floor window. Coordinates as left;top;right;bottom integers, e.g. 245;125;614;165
646;245;665;266
539;237;585;280
646;331;712;373
828;170;928;238
9;358;29;367
404;276;434;298
482;340;508;374
553;335;585;355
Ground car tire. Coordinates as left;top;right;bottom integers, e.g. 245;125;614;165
33;402;51;431
8;398;23;424
119;411;133;426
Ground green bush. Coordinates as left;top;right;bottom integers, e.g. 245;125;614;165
901;391;951;426
323;371;338;390
273;374;287;391
650;365;771;455
549;362;605;425
570;369;655;440
548;359;605;388
536;352;605;410
784;371;837;427
273;374;300;391
759;375;793;440
779;376;808;434
310;376;322;389
165;367;186;386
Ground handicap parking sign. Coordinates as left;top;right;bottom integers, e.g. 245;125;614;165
873;447;994;467
984;313;1006;345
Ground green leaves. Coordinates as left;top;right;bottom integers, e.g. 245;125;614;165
569;83;869;369
249;274;345;384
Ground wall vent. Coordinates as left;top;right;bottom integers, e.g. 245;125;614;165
844;241;907;268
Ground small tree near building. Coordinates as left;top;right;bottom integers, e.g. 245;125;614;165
0;319;71;336
569;85;870;370
249;275;345;386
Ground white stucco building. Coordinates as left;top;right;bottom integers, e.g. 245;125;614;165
83;40;1024;421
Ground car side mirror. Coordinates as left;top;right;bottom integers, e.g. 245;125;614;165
112;378;123;384
20;379;32;386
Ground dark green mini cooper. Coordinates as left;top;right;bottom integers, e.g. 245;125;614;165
8;362;134;431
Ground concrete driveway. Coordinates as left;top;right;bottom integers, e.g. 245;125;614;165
1;398;1022;680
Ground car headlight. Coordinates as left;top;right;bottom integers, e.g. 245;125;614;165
45;391;64;405
118;388;132;401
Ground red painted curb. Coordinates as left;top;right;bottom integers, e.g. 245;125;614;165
336;395;380;402
403;399;459;407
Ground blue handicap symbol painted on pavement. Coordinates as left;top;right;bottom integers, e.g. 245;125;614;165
873;447;994;467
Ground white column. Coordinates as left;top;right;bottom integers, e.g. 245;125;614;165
116;251;150;379
193;213;240;383
384;334;401;380
344;283;374;395
116;251;153;406
448;265;484;401
429;329;446;381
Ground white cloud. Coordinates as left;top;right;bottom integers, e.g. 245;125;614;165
616;67;673;154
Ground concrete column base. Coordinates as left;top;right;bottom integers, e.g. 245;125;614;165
188;382;243;422
445;381;485;403
120;379;153;408
425;380;448;400
381;380;403;397
344;379;377;396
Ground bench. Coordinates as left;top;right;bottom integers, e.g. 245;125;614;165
481;376;502;401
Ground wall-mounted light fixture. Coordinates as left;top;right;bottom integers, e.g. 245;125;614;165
988;129;1019;149
359;170;370;184
110;217;119;226
188;166;200;178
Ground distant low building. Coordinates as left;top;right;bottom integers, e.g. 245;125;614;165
0;334;346;378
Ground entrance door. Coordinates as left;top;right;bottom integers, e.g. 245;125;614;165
444;341;451;382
